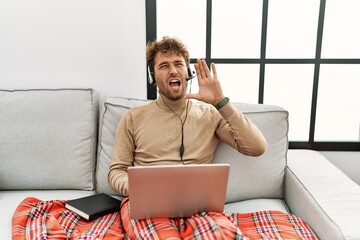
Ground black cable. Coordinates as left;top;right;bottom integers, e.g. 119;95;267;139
160;95;189;165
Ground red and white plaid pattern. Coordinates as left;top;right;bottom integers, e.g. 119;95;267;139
12;197;126;240
234;210;318;239
121;198;245;240
12;197;318;240
121;198;318;240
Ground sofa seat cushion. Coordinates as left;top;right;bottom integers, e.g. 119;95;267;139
1;190;95;240
224;199;289;215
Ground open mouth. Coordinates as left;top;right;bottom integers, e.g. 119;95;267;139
169;79;181;87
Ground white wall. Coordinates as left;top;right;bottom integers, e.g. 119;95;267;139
0;0;146;100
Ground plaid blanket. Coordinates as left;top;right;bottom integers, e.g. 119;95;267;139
12;197;126;240
12;197;318;240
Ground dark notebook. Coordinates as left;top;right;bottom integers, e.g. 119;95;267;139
65;193;122;220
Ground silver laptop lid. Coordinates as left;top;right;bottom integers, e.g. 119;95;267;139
128;164;230;219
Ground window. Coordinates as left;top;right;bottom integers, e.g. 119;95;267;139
212;0;262;59
146;0;360;151
315;64;360;142
264;64;314;141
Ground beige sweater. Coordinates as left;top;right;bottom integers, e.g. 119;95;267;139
108;96;267;196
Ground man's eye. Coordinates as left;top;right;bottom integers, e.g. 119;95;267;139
159;65;167;69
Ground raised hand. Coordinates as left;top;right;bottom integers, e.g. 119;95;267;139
184;59;225;106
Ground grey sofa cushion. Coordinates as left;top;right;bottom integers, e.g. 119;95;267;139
96;98;288;202
225;198;289;214
96;97;150;196
0;89;99;190
213;103;288;202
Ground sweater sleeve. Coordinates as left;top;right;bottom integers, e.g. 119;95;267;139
107;111;134;196
216;102;268;157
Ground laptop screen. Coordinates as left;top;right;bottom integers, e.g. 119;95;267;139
128;164;230;219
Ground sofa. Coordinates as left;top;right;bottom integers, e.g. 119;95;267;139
1;88;360;239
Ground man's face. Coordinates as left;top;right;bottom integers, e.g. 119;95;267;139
153;51;188;100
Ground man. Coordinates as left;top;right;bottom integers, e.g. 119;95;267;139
108;36;268;239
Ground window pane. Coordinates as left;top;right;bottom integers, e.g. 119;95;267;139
264;64;314;141
157;0;206;58
321;0;360;58
185;64;259;104
315;65;360;141
212;0;263;58
215;64;259;103
266;0;319;58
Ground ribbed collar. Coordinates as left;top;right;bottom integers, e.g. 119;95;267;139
155;94;188;111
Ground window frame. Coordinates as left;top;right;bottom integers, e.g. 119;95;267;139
145;0;360;151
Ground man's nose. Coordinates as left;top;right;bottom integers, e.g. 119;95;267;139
169;64;178;74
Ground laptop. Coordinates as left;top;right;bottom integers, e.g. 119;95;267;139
128;163;230;220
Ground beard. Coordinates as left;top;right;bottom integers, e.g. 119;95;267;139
157;82;188;100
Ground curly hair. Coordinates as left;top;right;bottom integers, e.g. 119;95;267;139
146;36;190;72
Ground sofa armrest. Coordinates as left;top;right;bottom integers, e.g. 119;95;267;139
285;150;360;240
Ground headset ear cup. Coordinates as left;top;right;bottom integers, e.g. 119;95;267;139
187;65;193;79
147;66;155;85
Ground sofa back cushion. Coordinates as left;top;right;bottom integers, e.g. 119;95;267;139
96;98;288;202
213;103;288;202
0;89;99;190
96;97;150;196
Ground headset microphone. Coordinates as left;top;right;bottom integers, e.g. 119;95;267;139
186;72;196;81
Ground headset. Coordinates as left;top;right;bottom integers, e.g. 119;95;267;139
147;65;195;85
